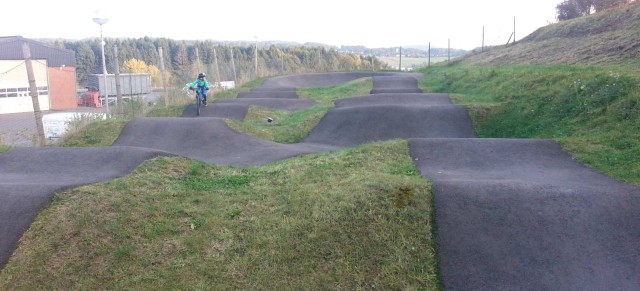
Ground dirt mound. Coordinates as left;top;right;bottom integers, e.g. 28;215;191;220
304;105;475;147
237;91;299;99
113;117;338;166
0;146;171;267
214;98;317;110
262;72;422;88
335;93;452;107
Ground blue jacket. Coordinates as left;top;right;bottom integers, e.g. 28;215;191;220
189;78;210;89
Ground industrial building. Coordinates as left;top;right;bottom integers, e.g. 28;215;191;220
0;36;77;114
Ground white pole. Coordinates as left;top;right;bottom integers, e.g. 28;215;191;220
100;24;109;113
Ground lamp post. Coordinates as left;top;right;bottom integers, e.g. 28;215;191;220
93;17;109;113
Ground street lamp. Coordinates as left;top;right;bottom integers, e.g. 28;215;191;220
93;16;109;113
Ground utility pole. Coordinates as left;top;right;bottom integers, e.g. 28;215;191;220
158;46;168;107
399;46;402;72
195;47;202;73
370;55;375;72
22;43;46;146
482;26;485;52
114;45;123;115
230;46;237;84
213;47;221;87
428;42;431;67
254;36;258;78
448;39;451;64
514;16;516;44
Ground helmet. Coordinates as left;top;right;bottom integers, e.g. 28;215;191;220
198;72;206;78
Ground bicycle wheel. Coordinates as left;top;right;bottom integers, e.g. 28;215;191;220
196;92;201;116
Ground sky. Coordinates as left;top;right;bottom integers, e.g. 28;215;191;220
1;0;561;50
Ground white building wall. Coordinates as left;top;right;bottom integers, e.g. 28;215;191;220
0;60;50;114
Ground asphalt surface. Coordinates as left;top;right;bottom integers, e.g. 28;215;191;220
0;146;172;267
113;117;339;166
410;138;640;290
1;70;639;291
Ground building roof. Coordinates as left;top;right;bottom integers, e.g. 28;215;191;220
0;36;76;67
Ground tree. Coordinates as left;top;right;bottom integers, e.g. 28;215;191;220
172;43;191;83
68;42;97;85
122;58;169;87
122;58;149;73
55;37;386;88
593;0;629;11
557;0;631;20
557;0;589;20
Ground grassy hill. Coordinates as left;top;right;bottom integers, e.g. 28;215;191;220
458;2;640;68
421;2;640;184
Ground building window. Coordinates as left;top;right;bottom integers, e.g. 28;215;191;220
0;86;48;98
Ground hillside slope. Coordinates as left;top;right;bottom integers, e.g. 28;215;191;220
459;2;640;68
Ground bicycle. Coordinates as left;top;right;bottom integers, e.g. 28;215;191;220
189;86;207;116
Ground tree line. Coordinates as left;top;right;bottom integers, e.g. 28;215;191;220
556;0;637;20
51;38;390;88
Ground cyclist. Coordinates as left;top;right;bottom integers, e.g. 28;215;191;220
189;72;211;106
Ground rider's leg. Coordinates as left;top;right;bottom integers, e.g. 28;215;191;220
202;89;208;105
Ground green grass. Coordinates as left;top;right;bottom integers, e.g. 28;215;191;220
421;64;640;184
297;77;373;106
215;77;267;99
0;140;438;290
227;105;332;143
58;118;130;147
0;145;11;153
379;57;448;69
227;77;373;143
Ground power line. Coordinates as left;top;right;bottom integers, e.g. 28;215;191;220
0;61;26;75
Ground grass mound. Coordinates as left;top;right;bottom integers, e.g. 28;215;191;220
0;140;437;290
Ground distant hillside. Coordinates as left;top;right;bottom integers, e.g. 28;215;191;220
457;2;640;68
338;45;468;58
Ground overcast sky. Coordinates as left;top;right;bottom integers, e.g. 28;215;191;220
1;0;561;50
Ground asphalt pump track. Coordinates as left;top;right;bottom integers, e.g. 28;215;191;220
1;71;639;290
